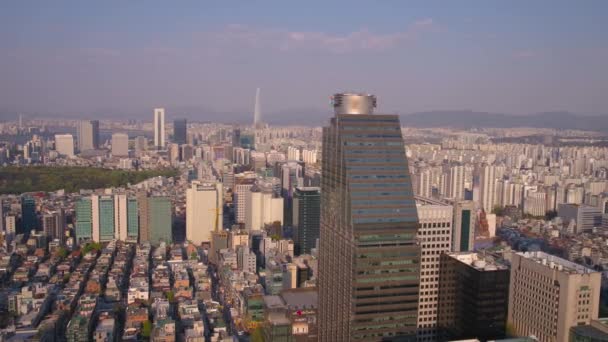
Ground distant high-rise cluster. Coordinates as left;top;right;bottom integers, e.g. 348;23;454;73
154;108;165;149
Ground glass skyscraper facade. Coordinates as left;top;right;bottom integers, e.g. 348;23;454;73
99;196;115;241
149;196;172;244
75;198;92;241
319;93;420;341
174;118;187;145
127;198;139;242
20;195;38;233
293;187;321;255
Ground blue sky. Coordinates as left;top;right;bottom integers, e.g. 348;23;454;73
1;1;607;120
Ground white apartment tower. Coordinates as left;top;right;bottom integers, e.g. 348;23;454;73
186;182;223;244
448;165;465;200
245;188;284;231
154;108;165;149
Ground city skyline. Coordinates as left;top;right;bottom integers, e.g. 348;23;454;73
1;1;608;120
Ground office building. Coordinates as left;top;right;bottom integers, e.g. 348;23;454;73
114;194;129;240
149;196;172;244
135;136;147;153
438;252;510;341
77;120;99;151
137;191;150;242
293;187;320;255
558;203;602;233
508;251;601;342
186;182;223;244
127;197;138;242
451;200;475;252
20;195;37;233
319;93;420;341
55;134;74;157
154;108;165;149
174;118;187;145
98;196;115;242
111;133;129;157
570;318;608;341
75;197;93;242
415;196;453;341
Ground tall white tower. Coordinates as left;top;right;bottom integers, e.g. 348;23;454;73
154;108;165;149
253;88;262;127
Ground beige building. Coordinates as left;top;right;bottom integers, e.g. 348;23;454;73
508;251;601;342
186;182;223;244
415;196;453;341
55;134;74;157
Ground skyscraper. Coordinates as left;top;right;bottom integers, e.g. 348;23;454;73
154;108;165;149
319;93;420;341
149;196;172;244
43;209;65;242
480;165;505;213
75;197;92;242
127;197;139;242
186;182;223;244
77;120;99;151
415;196;453;341
173;118;187;145
254;88;262;128
293;187;320;255
111;133;129;157
20;195;37;233
448;165;465;200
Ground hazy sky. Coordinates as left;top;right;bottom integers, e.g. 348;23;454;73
1;1;607;120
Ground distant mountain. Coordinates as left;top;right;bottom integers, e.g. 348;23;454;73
400;111;608;132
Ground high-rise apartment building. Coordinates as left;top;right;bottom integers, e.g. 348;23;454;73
186;182;223;244
77;120;99;151
438;252;510;341
245;186;283;232
448;165;465;200
415;196;453;341
154;108;165;149
293;187;320;255
149;196;172;244
480;165;505;213
508;251;601;342
42;210;65;242
319;93;420;341
173;118;187;145
111;133;129;157
55;134;74;157
451;200;476;252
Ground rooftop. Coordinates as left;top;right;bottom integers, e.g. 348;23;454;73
448;252;509;271
518;251;599;275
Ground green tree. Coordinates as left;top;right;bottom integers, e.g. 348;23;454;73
141;320;152;338
250;327;265;342
165;291;175;302
491;205;504;216
56;247;68;258
190;251;198;260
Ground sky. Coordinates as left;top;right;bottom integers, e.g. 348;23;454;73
1;1;607;122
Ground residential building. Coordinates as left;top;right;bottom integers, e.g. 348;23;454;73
186;182;223;244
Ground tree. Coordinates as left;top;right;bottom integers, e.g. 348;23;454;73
56;247;68;258
491;205;504;217
165;291;175;302
190;251;198;260
141;320;152;338
250;327;265;342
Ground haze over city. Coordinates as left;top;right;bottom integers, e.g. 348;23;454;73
3;2;608;342
1;1;608;123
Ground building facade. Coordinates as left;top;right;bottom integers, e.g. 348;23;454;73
319;93;420;341
154;108;165;149
508;251;601;342
293;187;321;255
